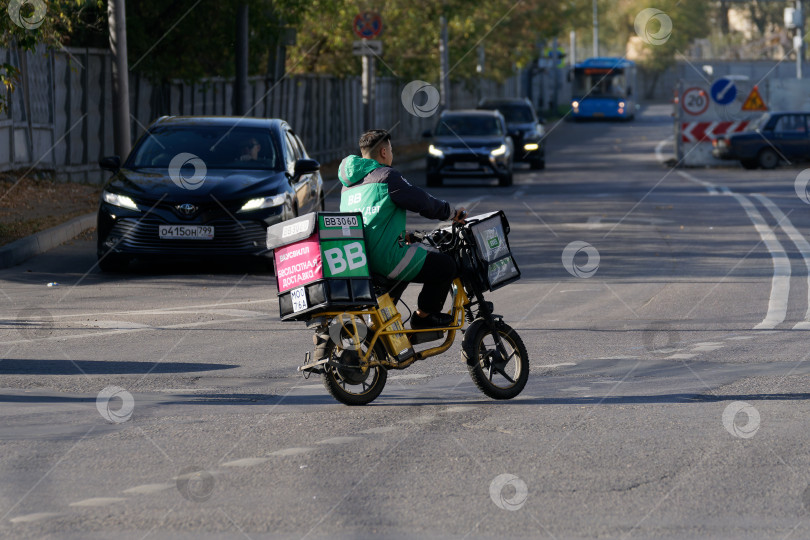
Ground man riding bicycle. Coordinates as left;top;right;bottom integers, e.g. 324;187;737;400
338;129;466;329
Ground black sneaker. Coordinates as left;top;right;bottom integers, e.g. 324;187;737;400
411;312;453;330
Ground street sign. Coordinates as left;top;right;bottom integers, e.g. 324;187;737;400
352;40;382;56
710;78;737;105
352;12;383;39
682;87;710;116
741;86;768;111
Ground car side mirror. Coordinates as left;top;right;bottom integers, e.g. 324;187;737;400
294;158;320;178
422;129;432;138
99;155;121;172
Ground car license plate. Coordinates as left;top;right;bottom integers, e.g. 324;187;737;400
455;162;479;170
290;286;308;313
158;225;214;240
593;112;605;117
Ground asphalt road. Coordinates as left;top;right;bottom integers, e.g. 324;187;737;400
4;104;810;539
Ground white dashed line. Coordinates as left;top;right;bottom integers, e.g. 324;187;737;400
122;483;174;494
9;512;64;523
316;436;362;445
222;457;270;467
269;447;314;456
538;362;577;368
69;497;127;507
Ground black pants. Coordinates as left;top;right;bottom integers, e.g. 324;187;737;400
410;250;457;314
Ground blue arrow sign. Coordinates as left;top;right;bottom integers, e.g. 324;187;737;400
711;78;737;105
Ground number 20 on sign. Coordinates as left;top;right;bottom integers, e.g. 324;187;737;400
682;87;709;116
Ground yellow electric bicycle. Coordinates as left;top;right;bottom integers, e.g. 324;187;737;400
281;211;528;406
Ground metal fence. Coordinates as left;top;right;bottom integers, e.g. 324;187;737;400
1;46;521;184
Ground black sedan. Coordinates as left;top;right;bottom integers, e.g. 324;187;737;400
712;112;810;169
477;97;545;169
97;116;323;271
424;110;514;187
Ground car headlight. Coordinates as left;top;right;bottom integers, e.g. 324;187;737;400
523;143;539;151
490;144;507;157
572;101;579;109
102;190;139;211
428;144;444;157
239;194;287;212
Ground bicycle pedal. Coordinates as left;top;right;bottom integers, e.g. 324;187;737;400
410;331;444;345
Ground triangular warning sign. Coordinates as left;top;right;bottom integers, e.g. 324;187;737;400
741;86;768;111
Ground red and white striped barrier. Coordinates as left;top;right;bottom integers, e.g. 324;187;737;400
680;121;749;143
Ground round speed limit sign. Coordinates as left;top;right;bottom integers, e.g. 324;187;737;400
682;87;709;116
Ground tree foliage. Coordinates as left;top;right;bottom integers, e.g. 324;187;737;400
1;0;101;112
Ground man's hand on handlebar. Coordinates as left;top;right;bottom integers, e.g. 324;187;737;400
452;207;467;225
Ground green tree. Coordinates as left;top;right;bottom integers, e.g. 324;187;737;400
1;0;101;113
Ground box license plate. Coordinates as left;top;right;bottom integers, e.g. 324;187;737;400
454;162;479;170
159;225;214;240
290;286;308;312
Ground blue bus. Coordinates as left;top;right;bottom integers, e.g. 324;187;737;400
570;57;637;120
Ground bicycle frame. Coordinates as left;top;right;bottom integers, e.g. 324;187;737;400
314;277;469;370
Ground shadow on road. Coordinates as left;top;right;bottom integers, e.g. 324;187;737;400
0;359;236;375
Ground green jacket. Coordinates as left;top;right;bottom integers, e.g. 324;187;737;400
338;155;452;281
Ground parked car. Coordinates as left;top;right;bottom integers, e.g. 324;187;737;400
96;116;323;272
477;97;545;169
712;112;810;169
424;110;514;187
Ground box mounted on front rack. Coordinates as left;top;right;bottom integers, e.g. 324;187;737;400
466;211;521;291
267;212;375;321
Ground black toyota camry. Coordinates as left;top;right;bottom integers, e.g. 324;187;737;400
96;116;323;272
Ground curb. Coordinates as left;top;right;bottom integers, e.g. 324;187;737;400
0;212;96;269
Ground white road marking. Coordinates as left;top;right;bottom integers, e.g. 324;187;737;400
269;447;314;456
81;320;151;329
655;136;673;163
316;436;362;445
388;373;430;381
726;336;754;341
122;483;175;494
69;497;127;507
560;386;590;392
9;512;64;523
222;457;270;468
727;192;791;330
666;353;698;360
690;345;724;352
676;170;719;195
538;362;577;368
156;388;216;394
753;194;810;330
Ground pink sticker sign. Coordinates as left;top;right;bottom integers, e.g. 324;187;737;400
274;234;323;292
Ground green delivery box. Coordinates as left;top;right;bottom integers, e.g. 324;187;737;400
267;212;374;321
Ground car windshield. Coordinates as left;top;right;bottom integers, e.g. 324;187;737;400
747;113;770;131
435;116;503;136
127;125;282;170
481;104;534;123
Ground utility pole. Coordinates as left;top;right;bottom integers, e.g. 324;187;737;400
108;0;131;158
235;4;249;115
592;0;599;57
439;15;450;110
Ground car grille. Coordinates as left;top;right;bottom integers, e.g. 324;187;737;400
110;218;266;253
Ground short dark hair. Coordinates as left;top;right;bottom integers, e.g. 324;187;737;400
358;129;391;157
